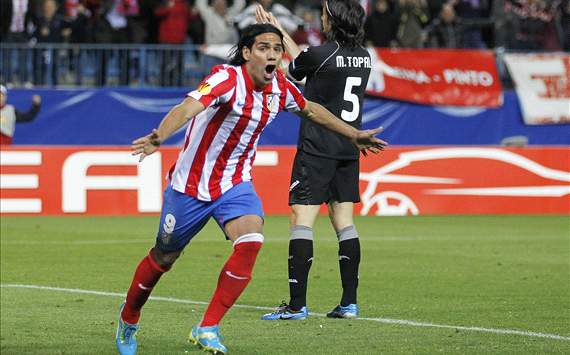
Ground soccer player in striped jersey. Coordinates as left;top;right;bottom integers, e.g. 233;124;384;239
257;0;376;321
115;23;386;355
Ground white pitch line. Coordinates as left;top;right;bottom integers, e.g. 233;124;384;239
1;283;569;342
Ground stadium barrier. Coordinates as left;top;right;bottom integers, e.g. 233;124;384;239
1;146;568;216
0;43;211;88
6;88;570;146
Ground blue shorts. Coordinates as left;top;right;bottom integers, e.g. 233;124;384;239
155;182;264;252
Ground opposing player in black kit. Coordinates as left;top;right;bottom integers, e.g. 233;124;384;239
258;0;387;321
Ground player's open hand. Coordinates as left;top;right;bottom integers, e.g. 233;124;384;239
131;129;161;162
353;126;388;156
255;4;282;32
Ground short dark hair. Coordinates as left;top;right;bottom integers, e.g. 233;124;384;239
229;24;284;66
324;0;366;48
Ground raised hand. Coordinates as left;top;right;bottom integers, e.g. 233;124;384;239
255;4;282;32
131;129;161;162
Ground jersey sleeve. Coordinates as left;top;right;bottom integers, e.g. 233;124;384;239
288;45;328;81
284;79;306;113
187;65;236;108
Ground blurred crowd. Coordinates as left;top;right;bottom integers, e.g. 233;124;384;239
1;0;568;51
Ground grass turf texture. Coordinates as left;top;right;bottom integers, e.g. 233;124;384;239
1;215;569;354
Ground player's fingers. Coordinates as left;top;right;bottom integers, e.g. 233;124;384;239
373;141;386;150
269;13;280;26
131;147;145;155
371;137;388;146
369;126;384;136
131;141;146;150
139;153;147;162
255;6;264;22
256;5;270;22
132;137;148;145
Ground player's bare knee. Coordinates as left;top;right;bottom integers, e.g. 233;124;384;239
224;215;263;241
150;247;181;270
291;205;318;228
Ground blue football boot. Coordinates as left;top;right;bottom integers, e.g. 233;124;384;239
116;303;140;355
326;304;359;319
261;302;308;320
189;325;228;354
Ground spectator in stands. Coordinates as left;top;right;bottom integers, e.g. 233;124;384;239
425;4;464;48
139;0;162;43
155;0;198;86
155;0;196;44
33;0;72;85
63;1;93;43
559;0;570;50
104;0;143;84
504;0;562;51
1;0;37;85
195;0;245;45
395;0;429;48
452;0;490;48
234;0;303;34
104;0;134;43
291;8;324;47
80;0;112;43
364;0;399;47
426;0;447;19
34;0;72;43
0;0;36;42
0;85;41;145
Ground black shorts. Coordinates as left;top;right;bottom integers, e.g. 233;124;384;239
288;150;360;205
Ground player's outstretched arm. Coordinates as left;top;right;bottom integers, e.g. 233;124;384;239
299;100;388;155
131;96;206;162
255;4;301;59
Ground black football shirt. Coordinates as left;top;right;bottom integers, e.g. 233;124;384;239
289;41;372;160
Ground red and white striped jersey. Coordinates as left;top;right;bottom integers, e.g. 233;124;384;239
168;64;306;201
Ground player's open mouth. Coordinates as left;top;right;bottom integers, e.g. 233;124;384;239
264;64;276;80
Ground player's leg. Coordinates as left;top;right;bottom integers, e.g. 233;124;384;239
117;185;212;355
262;151;334;320
327;159;361;319
189;182;264;354
288;204;320;310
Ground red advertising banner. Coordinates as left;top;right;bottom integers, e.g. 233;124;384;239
366;48;503;107
1;146;568;215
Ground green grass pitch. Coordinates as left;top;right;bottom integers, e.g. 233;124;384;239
1;215;569;354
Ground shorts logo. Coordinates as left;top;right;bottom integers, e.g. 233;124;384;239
197;82;212;95
160;232;171;245
163;213;176;234
289;180;300;191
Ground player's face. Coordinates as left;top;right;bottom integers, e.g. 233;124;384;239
0;92;5;107
243;32;284;88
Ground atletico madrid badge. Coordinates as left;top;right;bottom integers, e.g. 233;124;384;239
266;94;277;111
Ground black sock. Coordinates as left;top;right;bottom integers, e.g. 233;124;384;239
288;226;313;311
338;226;360;306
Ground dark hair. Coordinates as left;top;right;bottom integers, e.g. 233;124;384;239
229;24;284;65
324;0;366;47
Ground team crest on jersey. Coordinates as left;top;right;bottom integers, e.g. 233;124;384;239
198;82;212;95
266;94;278;111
